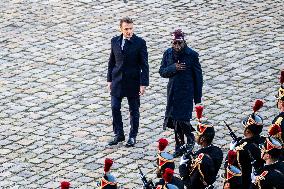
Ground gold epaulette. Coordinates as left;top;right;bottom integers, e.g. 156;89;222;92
254;171;268;189
275;117;283;126
189;153;207;185
156;185;166;189
235;142;247;151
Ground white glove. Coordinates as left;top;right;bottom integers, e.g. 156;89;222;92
251;167;257;183
180;154;190;165
229;140;238;150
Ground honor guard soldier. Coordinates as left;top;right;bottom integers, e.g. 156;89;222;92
223;150;242;189
156;138;184;189
98;158;117;189
268;122;284;161
251;137;284;189
271;70;284;160
273;70;284;137
228;99;265;189
179;106;223;189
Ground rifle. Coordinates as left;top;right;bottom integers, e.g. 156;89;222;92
138;165;154;189
224;122;263;175
224;121;241;143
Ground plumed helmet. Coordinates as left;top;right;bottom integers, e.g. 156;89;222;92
260;137;282;157
195;106;215;137
156;139;175;177
99;158;117;189
242;99;264;135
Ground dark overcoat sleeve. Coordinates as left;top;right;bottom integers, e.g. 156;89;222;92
107;39;115;82
179;164;190;179
139;39;149;86
191;52;203;104
159;50;177;78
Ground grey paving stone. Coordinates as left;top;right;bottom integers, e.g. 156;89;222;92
0;0;283;188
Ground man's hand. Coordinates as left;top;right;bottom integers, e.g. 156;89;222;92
176;60;186;71
139;86;146;96
107;82;112;92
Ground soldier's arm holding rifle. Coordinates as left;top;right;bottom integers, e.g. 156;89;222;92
224;121;242;150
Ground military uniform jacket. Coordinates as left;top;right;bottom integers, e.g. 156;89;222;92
179;145;223;189
159;46;203;121
251;161;284;189
107;34;149;97
233;136;265;189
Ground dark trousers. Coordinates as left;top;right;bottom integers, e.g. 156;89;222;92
174;121;195;151
111;95;140;138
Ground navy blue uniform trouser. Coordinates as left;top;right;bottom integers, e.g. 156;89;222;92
111;95;140;138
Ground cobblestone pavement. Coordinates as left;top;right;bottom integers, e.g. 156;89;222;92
0;0;283;188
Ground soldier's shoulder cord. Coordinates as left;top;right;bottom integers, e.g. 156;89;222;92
235;142;247;151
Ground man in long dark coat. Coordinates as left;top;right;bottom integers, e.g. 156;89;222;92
159;29;203;157
107;17;149;147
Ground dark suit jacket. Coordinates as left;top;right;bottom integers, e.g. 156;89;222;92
107;34;149;97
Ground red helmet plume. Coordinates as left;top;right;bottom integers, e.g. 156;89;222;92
227;150;237;165
268;124;282;136
61;181;70;189
195;106;204;122
158;138;168;151
104;158;113;173
253;99;264;113
162;168;174;183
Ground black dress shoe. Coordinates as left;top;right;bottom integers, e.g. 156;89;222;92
125;137;136;147
108;135;125;146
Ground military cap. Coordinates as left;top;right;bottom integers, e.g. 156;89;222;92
195;106;214;136
157;138;175;177
99;158;117;189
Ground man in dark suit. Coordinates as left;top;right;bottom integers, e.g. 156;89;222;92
107;17;149;147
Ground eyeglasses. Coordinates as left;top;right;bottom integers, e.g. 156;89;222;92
172;41;183;45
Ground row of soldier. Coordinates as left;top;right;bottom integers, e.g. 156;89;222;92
61;71;284;189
